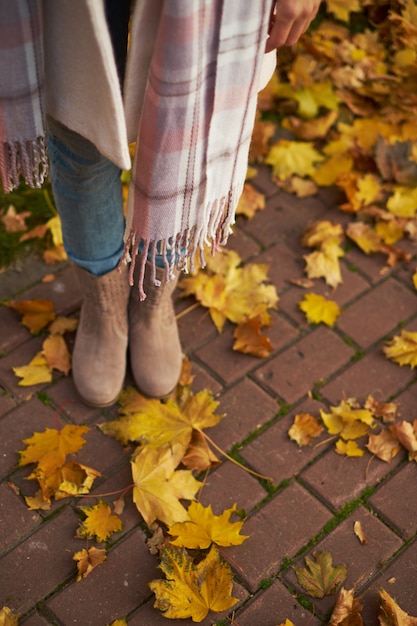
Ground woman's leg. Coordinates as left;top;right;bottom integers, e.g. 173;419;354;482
47;117;130;407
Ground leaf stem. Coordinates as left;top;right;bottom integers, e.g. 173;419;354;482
200;430;272;482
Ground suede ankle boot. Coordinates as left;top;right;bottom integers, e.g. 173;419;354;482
129;264;182;398
72;265;130;407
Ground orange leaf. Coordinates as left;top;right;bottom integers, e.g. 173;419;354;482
289;413;324;446
233;316;273;358
73;547;106;581
6;298;55;333
43;334;71;375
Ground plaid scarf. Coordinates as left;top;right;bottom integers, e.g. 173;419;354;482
0;0;47;193
0;0;272;298
124;0;272;298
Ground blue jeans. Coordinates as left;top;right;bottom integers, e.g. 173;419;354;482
47;117;126;276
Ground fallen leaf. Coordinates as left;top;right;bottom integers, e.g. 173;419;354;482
18;424;89;475
13;351;52;386
364;396;398;423
1;204;30;232
304;243;344;288
73;546;106;581
295;551;348;598
266;139;325;181
24;490;52;511
379;587;417;625
346;222;383;255
43;244;67;264
233;316;273;358
34;461;100;502
391;420;417;461
335;439;365;457
47;215;63;246
326;0;361;22
353;521;367;545
0;606;19;625
43;334;71;375
149;545;238;622
181;430;220;472
320;400;374;441
289;412;324;446
366;430;401;462
299;293;342;326
77;500;123;543
19;223;48;242
384;331;417;368
236;183;265;219
168;502;248;549
329;587;364;625
48;316;78;335
131;444;202;526
6;298;55;333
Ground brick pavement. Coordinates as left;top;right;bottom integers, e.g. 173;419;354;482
1;165;417;625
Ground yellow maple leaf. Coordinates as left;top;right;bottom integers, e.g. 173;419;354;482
73;547;106;582
13;351;52;386
236;183;265;219
299;293;341;326
131;444;202;526
149;545;238;622
375;220;404;245
179;248;278;333
77;500;122;543
289;413;324;446
326;0;361;23
48;316;78;335
302;221;344;248
35;461;100;502
387;185;417;217
379;587;417;625
266;139;325;180
43;334;71;375
304;241;344;288
0;606;19;626
168;502;248;549
102;389;222;455
18;424;90;475
277;621;296;626
335;439;365;457
384;330;417;368
6;298;55;333
275;82;340;119
312;153;354;187
320;400;374;441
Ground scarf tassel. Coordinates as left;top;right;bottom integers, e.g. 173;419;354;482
0;136;48;194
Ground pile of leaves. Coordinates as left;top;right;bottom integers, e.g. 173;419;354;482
11;365;253;622
289;393;417;461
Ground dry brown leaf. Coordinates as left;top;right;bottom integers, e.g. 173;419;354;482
73;547;107;581
181;430;221;472
353;521;367;545
43;334;71;375
1;205;30;233
379;588;417;625
289;412;324;446
391;420;417;461
366;430;401;462
330;587;364;625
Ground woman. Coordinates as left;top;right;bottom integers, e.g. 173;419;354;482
0;0;320;407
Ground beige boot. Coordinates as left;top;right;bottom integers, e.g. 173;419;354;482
129;264;182;398
72;265;130;407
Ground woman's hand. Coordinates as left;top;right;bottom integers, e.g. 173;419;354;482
265;0;321;49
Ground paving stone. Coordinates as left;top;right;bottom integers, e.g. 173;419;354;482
210;377;280;451
73;421;131;477
360;539;417;623
223;481;332;592
199;460;267;516
235;579;321;626
0;482;41;554
46;528;159;625
45;376;99;424
175;297;217;354
0;255;69;301
240;398;331;485
320;348;416;406
0;337;54;401
228;222;262;260
0;386;17;415
187;359;223;395
195;315;298;386
251;164;282;198
336;279;417;348
254;326;354;403
284;505;404;620
369;462;417;539
20;612;51;626
299;445;404;510
0;397;60;479
0;306;31;354
15;265;82;315
345;247;395;285
0;506;81;615
253;241;305;292
278;262;371;328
